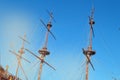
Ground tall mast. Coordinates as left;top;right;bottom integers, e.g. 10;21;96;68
82;7;96;80
16;34;27;79
9;34;30;80
38;21;52;80
25;11;56;80
37;11;55;80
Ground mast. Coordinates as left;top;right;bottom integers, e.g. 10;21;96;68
9;34;30;80
38;14;53;80
25;11;56;80
82;7;96;80
16;34;27;79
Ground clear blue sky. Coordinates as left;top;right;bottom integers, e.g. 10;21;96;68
0;0;120;80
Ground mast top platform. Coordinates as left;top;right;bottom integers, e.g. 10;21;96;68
83;46;96;56
38;47;50;56
47;22;52;28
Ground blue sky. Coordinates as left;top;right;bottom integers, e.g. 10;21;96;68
0;0;120;80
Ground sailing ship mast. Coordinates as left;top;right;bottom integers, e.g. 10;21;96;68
82;7;96;80
9;34;30;80
38;12;55;80
25;11;56;80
